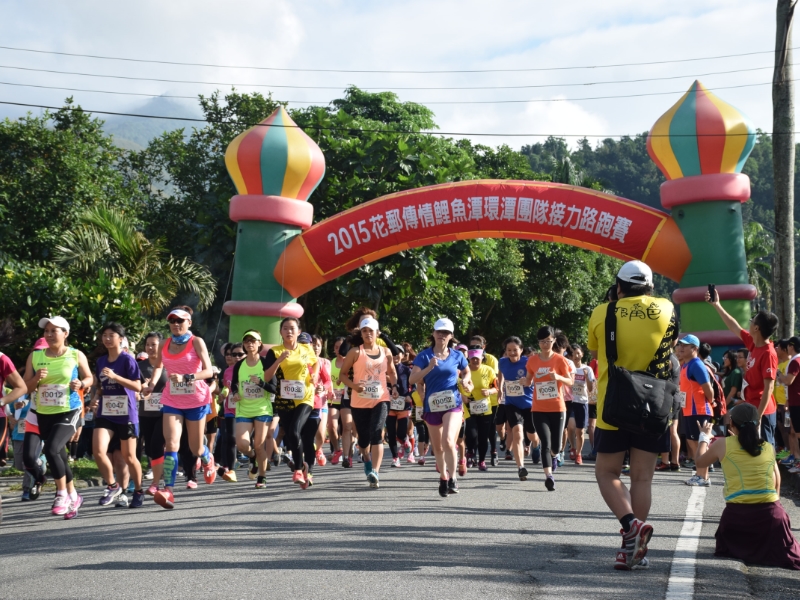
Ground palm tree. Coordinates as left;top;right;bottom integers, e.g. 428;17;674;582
54;204;217;315
742;220;773;311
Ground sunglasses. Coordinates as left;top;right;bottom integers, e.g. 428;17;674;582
168;318;186;325
231;352;245;358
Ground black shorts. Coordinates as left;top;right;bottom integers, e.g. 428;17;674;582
494;404;507;426
683;414;712;441
594;426;670;454
351;402;389;448
37;408;81;441
340;397;352;410
205;416;218;434
505;405;536;435
568;403;589;429
95;417;139;441
588;404;597;420
789;405;800;431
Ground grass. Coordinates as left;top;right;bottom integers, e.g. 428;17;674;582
0;458;100;481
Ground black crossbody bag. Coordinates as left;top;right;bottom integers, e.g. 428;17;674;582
602;302;679;438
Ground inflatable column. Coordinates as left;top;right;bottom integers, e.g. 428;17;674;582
222;107;325;342
647;80;757;347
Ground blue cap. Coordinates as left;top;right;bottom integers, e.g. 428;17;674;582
677;334;700;347
298;332;313;344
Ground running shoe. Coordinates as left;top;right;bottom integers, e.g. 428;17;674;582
621;464;631;476
708;463;715;472
398;447;405;460
64;494;83;520
248;462;258;480
342;457;352;468
569;448;577;461
363;460;373;477
418;457;426;466
406;452;416;465
491;453;498;467
669;463;681;472
52;494;70;516
255;476;266;489
21;490;30;501
682;458;695;469
518;467;528;481
129;490;145;508
195;458;202;472
367;470;380;489
153;488;175;510
223;469;238;482
391;457;401;468
99;483;122;506
186;480;198;490
331;450;342;465
557;452;564;467
30;481;42;501
403;440;413;455
632;557;650;570
458;459;467;477
545;475;555;491
438;478;448;497
299;463;311;490
478;461;487;471
316;449;327;467
499;439;506;452
685;475;710;487
271;451;281;467
616;519;654;570
655;462;670;471
115;494;129;508
144;469;154;481
292;469;306;486
203;457;218;485
146;484;159;496
447;478;459;494
531;445;541;464
551;456;558;472
504;450;512;461
575;455;583;465
780;455;796;466
787;464;800;474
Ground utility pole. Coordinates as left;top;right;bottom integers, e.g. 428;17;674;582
773;0;797;335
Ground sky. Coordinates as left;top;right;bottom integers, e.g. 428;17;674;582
0;0;781;148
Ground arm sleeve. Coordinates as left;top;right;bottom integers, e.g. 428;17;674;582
379;332;401;356
259;357;278;395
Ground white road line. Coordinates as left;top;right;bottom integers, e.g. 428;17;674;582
665;486;707;600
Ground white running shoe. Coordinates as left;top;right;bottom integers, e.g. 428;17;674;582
391;457;401;468
115;493;130;507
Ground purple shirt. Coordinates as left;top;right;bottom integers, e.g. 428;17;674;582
96;352;141;424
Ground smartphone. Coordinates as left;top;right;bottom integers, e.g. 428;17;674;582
707;283;716;302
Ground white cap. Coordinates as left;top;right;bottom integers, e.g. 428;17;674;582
38;316;70;332
617;260;653;286
167;308;192;321
434;318;454;332
120;337;130;349
359;317;379;331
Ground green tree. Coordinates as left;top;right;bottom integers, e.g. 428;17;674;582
53;203;217;315
743;220;774;311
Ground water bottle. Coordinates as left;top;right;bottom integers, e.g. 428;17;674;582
785;410;792;428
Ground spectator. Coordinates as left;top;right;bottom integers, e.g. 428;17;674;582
776;336;800;472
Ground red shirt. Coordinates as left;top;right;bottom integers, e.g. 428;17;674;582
740;329;777;415
0;352;16;390
787;357;800;407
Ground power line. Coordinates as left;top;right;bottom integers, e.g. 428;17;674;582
0;63;773;91
0;77;782;105
0;44;792;74
0;99;776;138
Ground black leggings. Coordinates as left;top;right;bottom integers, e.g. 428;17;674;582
466;414;495;461
415;421;429;444
22;430;45;484
179;425;196;481
385;414;409;458
139;415;164;461
352;402;389;449
300;415;319;474
38;409;80;482
277;403;313;472
214;416;236;470
532;411;566;460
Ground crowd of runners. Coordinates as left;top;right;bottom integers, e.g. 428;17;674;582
1;260;799;571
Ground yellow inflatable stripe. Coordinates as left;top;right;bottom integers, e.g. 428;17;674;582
225;130;248;194
281;109;312;199
704;89;748;173
651;89;690;180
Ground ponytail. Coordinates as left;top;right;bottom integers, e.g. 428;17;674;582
737;421;764;457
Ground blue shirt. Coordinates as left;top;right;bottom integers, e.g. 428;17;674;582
499;356;534;409
413;347;468;411
96;353;141;424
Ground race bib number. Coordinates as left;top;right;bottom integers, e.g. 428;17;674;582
429;390;457;412
144;393;162;412
415;406;424;420
588;389;598;405
470;399;490;415
16;420;25;434
102;395;129;416
331;388;344;404
38;384;68;407
242;382;264;401
170;380;196;396
677;391;687;408
281;379;305;400
359;381;383;401
571;383;585;398
535;381;559;401
504;380;524;397
390;396;406;411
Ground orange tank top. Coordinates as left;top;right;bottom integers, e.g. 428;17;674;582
351;345;390;408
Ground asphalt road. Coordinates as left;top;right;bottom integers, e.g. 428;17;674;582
1;452;798;600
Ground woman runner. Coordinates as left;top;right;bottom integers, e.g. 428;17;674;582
23;316;93;519
219;343;244;480
311;335;332;467
410;318;473;497
386;349;412;468
462;347;498;471
327;337;347;465
138;332;168;495
566;344;595;465
145;307;217;510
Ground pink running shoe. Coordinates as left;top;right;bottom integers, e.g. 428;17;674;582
292;469;306;486
299;463;310;490
203;456;217;485
458;459;467;477
331;450;342;465
398;447;405;460
146;484;159;496
51;494;70;516
153;489;175;510
186;480;198;490
64;494;83;520
316;449;327;467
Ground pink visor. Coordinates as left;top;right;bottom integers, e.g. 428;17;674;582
33;337;48;350
167;309;192;321
468;349;484;359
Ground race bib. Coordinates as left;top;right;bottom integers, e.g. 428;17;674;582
16;420;25;434
588;389;598;405
331;388;344;405
281;379;305;400
571;383;585;398
470;399;490;414
390;396;406;411
102;395;129;416
677;391;687;408
429;390;457;412
144;393;162;412
359;381;383;401
84;411;94;423
415;406;424;420
535;380;559;401
504;380;524;397
38;384;68;407
242;382;264;401
170;380;196;396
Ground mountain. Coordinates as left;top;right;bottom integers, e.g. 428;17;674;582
103;95;200;148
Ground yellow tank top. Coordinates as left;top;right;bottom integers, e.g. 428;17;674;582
721;436;778;504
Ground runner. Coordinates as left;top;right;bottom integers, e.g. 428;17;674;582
0;337;32;498
327;337;347;465
386;349;412;468
144;307;217;510
556;332;576;467
337;317;397;488
409;318;473;497
311;335;332;468
566;344;595;465
521;326;573;490
230;330;277;489
262;317;318;489
23;316;93;519
411;388;429;465
90;322;145;509
138;332;167;495
218;343;244;480
462;347;498;471
496;336;539;482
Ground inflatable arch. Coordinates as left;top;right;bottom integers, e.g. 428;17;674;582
222;81;757;349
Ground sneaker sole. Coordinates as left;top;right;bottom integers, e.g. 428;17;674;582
153;493;174;510
632;523;654;566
